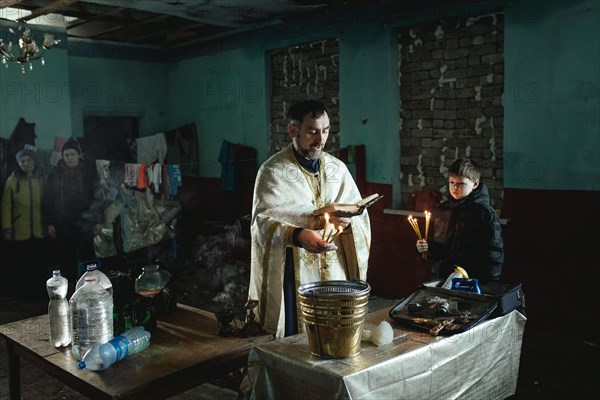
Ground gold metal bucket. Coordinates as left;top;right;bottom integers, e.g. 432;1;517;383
298;280;370;358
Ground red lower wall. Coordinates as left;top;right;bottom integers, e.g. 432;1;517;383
177;177;253;251
182;177;599;341
363;182;434;299
501;188;599;340
367;185;600;341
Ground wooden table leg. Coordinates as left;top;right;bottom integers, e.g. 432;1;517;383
6;341;21;400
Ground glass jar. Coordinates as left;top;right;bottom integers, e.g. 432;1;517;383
134;264;171;298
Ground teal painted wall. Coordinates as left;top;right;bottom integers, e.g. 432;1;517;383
166;47;268;178
0;26;71;150
69;55;168;138
2;0;598;193
504;0;599;190
339;24;401;204
165;21;403;196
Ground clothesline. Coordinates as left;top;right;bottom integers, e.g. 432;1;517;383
95;159;182;198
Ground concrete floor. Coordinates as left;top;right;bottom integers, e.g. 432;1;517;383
2;295;598;399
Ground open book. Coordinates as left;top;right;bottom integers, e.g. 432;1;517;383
312;193;383;217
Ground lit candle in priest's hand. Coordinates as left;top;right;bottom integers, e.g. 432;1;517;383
322;213;330;239
326;226;335;242
329;225;343;242
425;211;431;239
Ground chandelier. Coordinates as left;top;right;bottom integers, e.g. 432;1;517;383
0;23;61;74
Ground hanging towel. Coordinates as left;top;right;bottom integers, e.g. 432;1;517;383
137;164;148;189
136;133;167;164
124;163;138;187
165;123;199;176
168;165;182;197
218;140;237;191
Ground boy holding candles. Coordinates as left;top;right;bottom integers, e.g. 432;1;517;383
416;159;504;282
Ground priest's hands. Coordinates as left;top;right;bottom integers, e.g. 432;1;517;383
329;216;352;229
297;229;338;253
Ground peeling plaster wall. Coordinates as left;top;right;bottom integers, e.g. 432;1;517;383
398;13;505;208
269;39;340;155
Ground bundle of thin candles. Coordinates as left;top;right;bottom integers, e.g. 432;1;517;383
408;215;422;239
408;212;431;259
322;213;344;243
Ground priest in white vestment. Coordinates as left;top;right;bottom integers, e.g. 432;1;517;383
249;100;371;338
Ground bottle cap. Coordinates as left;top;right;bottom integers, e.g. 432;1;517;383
454;266;469;279
81;259;102;271
77;361;86;370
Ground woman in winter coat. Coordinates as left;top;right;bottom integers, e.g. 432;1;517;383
1;148;47;297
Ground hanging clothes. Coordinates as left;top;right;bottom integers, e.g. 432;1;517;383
124;163;138;187
234;144;257;189
164;123;199;176
136;133;167;164
218;140;237;191
168;165;182;197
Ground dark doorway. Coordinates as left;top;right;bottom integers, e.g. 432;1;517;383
83;116;139;163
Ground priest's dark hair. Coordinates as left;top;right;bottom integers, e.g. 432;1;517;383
286;100;328;125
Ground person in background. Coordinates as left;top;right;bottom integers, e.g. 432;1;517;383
42;137;99;284
1;148;47;298
416;158;504;282
249;100;372;338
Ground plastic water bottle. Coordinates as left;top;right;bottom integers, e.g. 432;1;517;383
77;326;151;371
46;270;72;348
70;277;114;360
76;260;113;296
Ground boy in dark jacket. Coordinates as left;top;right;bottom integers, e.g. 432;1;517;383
416;159;503;282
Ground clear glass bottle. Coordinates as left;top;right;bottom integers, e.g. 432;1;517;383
46;270;72;348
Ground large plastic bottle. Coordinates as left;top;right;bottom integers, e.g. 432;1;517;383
70;277;114;360
76;326;151;371
46;270;72;348
76;260;113;296
441;266;469;289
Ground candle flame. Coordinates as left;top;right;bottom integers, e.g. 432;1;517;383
322;213;330;239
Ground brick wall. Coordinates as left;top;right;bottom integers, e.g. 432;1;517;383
270;39;340;155
398;13;504;209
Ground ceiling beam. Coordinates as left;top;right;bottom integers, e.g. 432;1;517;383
17;0;78;22
82;13;169;39
129;21;210;45
66;6;129;29
0;0;21;8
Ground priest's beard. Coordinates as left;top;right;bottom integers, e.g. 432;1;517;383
293;141;322;160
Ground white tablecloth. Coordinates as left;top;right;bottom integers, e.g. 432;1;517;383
248;309;526;400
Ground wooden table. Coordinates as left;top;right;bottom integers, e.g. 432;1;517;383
0;303;272;400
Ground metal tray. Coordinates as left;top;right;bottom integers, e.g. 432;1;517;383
389;286;497;336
